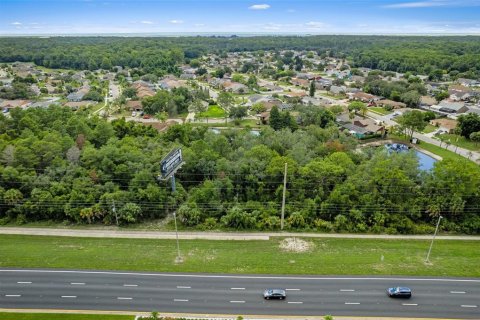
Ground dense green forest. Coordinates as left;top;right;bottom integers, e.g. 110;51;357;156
1;36;480;78
1;106;479;233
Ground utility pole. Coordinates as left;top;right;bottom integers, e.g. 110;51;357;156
425;215;443;263
281;162;287;230
112;199;118;226
171;175;181;261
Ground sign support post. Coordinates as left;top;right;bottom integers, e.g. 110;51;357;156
158;148;185;263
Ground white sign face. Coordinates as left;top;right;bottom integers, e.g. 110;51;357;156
160;148;183;178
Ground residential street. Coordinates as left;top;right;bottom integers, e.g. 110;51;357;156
366;111;480;164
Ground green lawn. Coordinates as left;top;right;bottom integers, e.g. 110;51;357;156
369;107;393;116
1;235;479;277
0;313;133;320
422;124;437;134
437;133;480;152
198;105;226;118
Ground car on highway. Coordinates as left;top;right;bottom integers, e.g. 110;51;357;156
263;289;286;300
387;287;412;298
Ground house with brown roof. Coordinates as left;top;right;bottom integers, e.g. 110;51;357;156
1;99;32;110
126;100;143;112
420;96;437;107
291;78;309;88
376;99;406;109
349;91;380;102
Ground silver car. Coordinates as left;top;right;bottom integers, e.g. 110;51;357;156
263;289;286;300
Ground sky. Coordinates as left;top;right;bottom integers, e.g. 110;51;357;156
1;0;480;35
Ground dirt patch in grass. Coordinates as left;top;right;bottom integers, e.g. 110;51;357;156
279;237;314;253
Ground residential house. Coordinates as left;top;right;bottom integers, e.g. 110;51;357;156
132;80;155;98
329;85;346;96
376;99;406;109
302;96;325;107
437;101;468;114
349;92;380;103
0;99;32;111
126;100;143;112
457;78;479;87
420;96;437;107
291;78;309;88
222;81;248;93
314;78;332;90
337;114;385;139
67;86;90;102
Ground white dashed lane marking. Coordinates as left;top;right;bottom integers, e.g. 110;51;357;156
230;287;245;290
285;288;301;291
123;284;138;287
5;295;21;297
117;297;132;300
70;282;85;285
288;301;303;304
17;281;32;284
450;291;466;294
177;286;191;289
345;302;360;305
340;289;355;292
230;300;245;303
61;296;77;298
461;305;477;308
402;303;418;306
174;299;189;302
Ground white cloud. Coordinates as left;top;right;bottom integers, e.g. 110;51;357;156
305;21;327;29
11;22;22;25
249;4;271;10
169;20;184;24
140;20;153;24
194;23;205;27
383;0;480;8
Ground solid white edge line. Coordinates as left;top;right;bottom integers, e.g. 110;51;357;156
17;282;32;284
230;300;245;303
2;269;480;283
177;286;191;289
174;299;189;302
402;303;418;306
70;283;85;285
5;295;21;297
345;302;360;305
340;289;355;292
117;297;133;300
230;287;245;290
450;291;466;293
61;296;77;298
461;305;477;308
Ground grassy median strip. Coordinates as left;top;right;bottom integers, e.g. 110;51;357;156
0;313;133;320
1;235;479;277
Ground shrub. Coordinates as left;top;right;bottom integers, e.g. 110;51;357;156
16;214;27;225
314;218;334;232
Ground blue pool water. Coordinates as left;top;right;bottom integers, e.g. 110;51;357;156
385;143;437;171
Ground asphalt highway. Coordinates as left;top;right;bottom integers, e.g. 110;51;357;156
0;269;479;318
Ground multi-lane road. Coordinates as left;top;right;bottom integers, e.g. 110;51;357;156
0;269;479;318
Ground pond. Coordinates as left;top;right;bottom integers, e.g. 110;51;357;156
385;143;438;171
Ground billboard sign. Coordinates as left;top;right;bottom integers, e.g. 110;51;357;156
160;148;184;179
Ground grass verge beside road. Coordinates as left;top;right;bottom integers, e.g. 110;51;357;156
369;107;392;116
0;313;133;320
1;235;479;277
